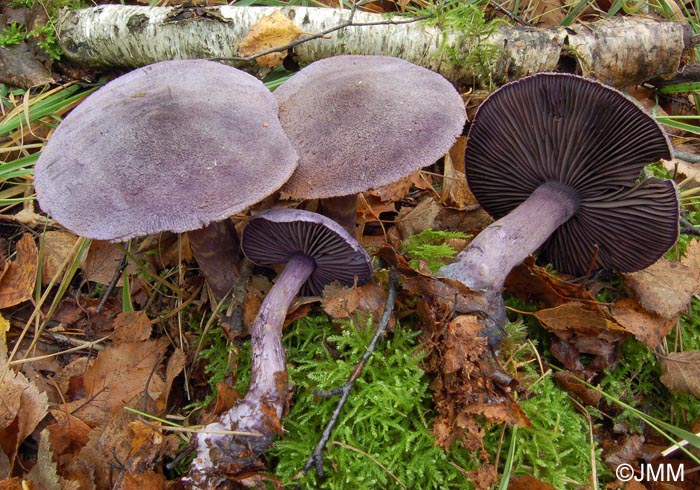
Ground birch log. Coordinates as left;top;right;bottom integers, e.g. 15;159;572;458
57;5;688;87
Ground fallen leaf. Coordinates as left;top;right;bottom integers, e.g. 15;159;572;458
0;234;38;309
113;311;152;344
505;257;596;308
81;240;127;286
321;281;388;325
0;347;49;467
625;240;700;319
237;10;302;67
396;196;442;239
551;371;602;406
611;298;677;348
533;302;625;337
40;231;78;286
163;347;186;401
659;351;700;397
534;302;627;370
65;339;167;427
25;429;78;490
509;474;557;490
440;137;478;209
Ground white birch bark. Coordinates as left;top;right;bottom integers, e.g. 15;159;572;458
56;5;688;87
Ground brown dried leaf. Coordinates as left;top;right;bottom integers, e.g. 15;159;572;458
113;311;152;344
0;351;49;466
440;137;478;209
0;233;38;309
551;371;602;406
533;302;625;337
505;257;596;308
443;315;483;374
534;302;626;370
24;429;73;490
659;351;700;397
81;240;127;286
611;298;677;348
366;173;414;203
237;10;302;68
66;339;167;426
321;282;388;324
625;240;700;319
40;231;78;286
509;475;558;490
162;347;186;406
396;197;441;239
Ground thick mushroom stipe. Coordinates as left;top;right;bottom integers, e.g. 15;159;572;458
440;181;580;293
191;209;373;480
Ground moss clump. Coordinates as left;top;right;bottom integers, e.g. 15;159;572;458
270;314;478;489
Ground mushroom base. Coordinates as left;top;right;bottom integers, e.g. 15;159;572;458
190;254;315;482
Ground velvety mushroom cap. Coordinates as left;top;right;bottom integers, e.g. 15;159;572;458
274;55;467;198
241;208;373;296
464;72;678;274
35;60;298;241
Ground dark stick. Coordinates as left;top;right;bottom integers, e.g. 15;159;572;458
96;253;128;313
299;270;398;481
680;216;700;236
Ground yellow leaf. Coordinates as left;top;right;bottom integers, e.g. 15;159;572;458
237;11;302;68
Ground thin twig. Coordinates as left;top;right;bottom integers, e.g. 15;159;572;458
674;149;700;164
208;4;429;64
96;253;128;313
299;270;398;482
680;216;700;236
489;0;533;26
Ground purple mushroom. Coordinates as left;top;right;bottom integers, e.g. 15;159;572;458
34;60;298;299
439;73;679;333
190;208;373;480
274;55;467;234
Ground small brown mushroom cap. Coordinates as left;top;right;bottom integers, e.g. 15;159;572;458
35;60;298;241
274;55;467;198
465;73;678;274
241;208;373;296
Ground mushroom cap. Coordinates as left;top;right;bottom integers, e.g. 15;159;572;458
241;208;373;296
274;55;467;198
35;60;298;241
465;72;678;274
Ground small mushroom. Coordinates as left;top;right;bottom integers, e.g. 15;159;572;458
34;60;298;299
191;208;373;478
439;73;679;333
274;55;467;234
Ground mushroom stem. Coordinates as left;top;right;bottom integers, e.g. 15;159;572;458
318;195;358;236
187;220;242;300
440;181;580;294
192;253;315;478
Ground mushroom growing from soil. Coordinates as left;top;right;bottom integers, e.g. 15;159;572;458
274;55;467;234
191;208;373;480
34;59;298;299
439;73;680;333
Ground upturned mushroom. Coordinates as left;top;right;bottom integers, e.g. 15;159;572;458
274;55;467;234
34;59;298;299
439;73;679;331
191;208;373;480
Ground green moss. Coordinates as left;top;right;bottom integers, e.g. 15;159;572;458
402;229;471;273
270;315;478;488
